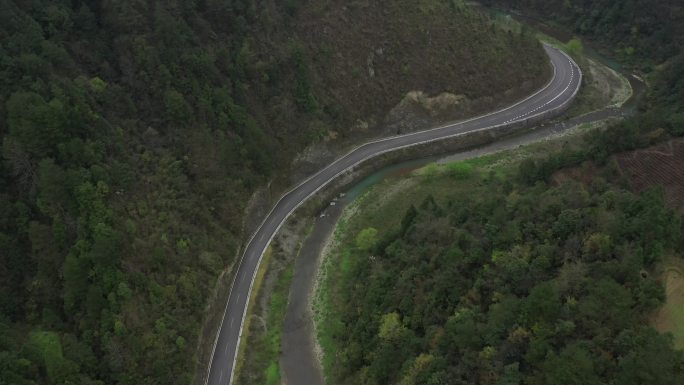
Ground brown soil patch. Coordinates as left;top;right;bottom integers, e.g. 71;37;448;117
615;138;684;209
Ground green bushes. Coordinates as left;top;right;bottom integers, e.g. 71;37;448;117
447;162;474;180
320;160;684;384
0;1;277;383
0;1;547;384
482;0;683;69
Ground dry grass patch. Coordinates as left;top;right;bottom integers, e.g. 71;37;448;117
652;262;684;349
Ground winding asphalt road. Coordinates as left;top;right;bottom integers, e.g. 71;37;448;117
204;44;581;385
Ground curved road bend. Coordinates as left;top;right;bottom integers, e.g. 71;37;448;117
205;44;581;385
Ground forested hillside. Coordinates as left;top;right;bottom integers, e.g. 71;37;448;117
482;0;684;68
0;1;549;384
319;154;684;385
317;2;684;384
482;0;684;153
482;0;684;142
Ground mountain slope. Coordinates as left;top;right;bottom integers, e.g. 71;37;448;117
317;141;684;385
0;1;549;384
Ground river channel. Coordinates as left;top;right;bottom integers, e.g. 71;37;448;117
278;10;645;385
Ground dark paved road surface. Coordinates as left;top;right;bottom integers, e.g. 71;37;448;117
204;44;581;385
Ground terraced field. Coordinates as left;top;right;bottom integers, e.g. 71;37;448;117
616;138;684;209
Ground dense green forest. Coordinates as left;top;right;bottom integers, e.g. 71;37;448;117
320;156;684;384
482;0;684;69
482;0;684;152
318;1;684;384
483;0;684;144
319;63;684;383
0;1;549;384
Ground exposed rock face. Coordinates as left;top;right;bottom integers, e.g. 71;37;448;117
384;90;472;134
406;91;471;116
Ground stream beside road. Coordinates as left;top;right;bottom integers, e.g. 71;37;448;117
279;12;645;385
280;113;621;385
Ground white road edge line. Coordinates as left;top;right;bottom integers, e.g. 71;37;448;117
225;46;581;385
203;44;582;385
